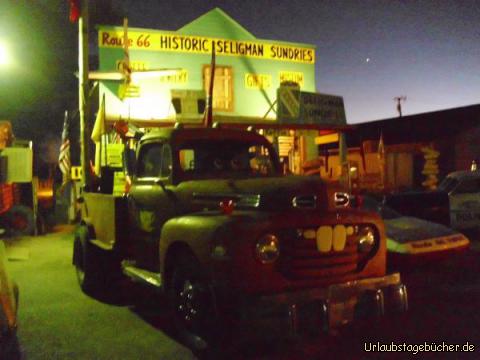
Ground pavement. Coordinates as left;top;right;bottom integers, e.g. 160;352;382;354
3;226;195;360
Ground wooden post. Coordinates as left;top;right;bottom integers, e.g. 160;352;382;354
204;44;216;127
338;131;353;190
79;0;91;190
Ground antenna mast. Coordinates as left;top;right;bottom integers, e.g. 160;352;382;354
394;96;407;117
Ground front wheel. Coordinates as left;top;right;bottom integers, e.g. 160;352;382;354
167;253;222;353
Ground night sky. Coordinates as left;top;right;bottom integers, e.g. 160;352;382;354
0;0;479;145
118;0;480;123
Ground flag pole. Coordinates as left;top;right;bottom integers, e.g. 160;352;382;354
58;110;71;193
68;110;78;222
102;93;107;171
79;0;91;190
378;131;386;189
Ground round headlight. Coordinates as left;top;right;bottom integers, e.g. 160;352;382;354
255;233;280;264
358;226;376;253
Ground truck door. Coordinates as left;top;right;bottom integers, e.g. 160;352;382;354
128;141;177;270
449;177;480;229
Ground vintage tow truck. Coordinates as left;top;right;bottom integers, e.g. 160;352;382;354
73;124;408;350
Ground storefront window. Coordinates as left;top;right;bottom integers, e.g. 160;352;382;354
203;65;234;111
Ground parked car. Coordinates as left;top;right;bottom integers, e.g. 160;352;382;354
384;190;450;227
384;170;480;231
361;196;470;267
437;170;480;230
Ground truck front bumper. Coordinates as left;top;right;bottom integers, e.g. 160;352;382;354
234;273;407;337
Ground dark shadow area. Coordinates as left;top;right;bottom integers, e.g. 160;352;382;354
125;283;365;359
123;246;480;359
0;331;21;360
74;243;480;359
78;275;138;307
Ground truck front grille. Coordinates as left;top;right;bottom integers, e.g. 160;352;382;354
280;226;364;281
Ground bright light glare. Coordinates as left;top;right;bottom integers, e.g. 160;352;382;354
0;41;11;66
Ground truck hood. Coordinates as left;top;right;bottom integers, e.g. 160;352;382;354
175;175;331;212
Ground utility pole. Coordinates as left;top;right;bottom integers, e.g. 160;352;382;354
79;0;92;190
394;96;406;117
203;43;216;128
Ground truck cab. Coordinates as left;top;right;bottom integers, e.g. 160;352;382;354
73;125;407;351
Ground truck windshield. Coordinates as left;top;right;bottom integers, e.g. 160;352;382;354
177;139;278;179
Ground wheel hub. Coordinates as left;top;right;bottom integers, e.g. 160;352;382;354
178;280;201;323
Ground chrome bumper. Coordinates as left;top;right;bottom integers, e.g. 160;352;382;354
238;273;408;336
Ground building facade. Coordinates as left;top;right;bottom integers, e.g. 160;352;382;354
97;8;316;124
94;8;350;172
349;104;480;191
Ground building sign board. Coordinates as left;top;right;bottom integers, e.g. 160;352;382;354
158;69;188;84
97;10;316;123
99;30;315;64
279;71;304;87
315;133;340;145
245;73;272;89
71;166;82;180
115;60;149;71
1;148;33;183
278;87;300;118
277;90;347;126
301;92;346;125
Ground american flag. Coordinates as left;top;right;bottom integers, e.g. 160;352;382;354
59;111;71;184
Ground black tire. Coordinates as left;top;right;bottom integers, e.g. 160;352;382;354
35;212;46;236
73;225;102;294
6;205;34;237
167;252;222;354
73;225;125;302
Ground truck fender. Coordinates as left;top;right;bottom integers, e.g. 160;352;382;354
159;215;234;283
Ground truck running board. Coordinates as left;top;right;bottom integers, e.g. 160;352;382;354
122;261;162;289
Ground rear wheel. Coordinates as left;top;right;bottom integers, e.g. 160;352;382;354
6;205;34;237
73;225;126;302
73;225;102;294
167;252;222;353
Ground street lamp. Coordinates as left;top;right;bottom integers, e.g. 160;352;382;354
0;41;11;67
